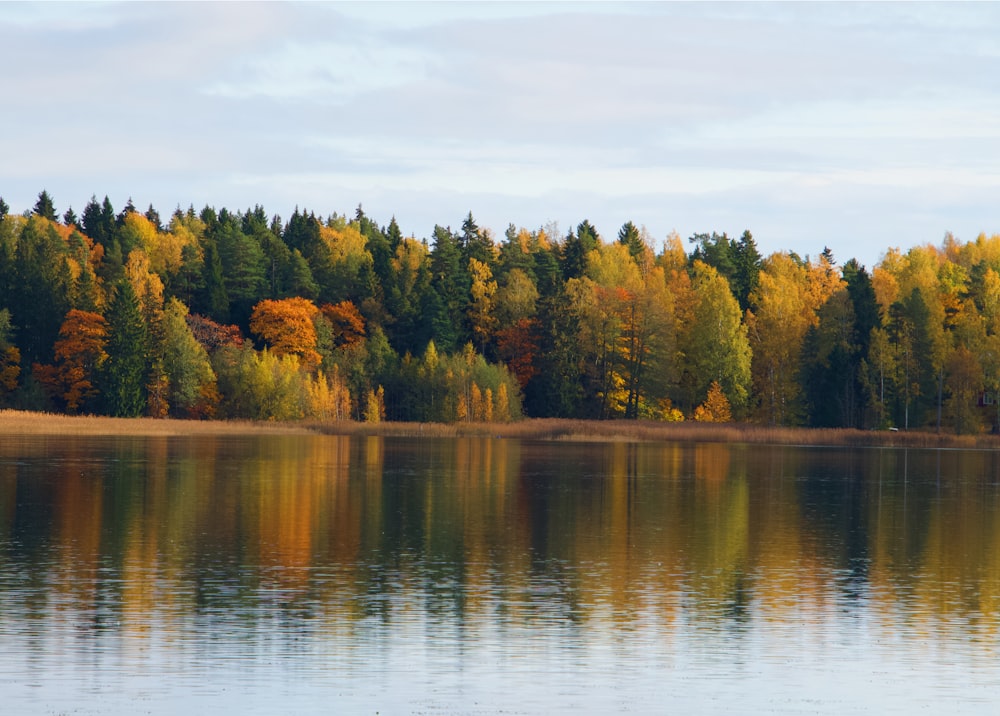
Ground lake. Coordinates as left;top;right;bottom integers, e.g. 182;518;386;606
1;434;998;714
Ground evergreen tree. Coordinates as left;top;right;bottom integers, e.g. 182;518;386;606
362;210;393;303
145;204;162;231
497;224;535;281
99;237;126;286
392;252;435;356
82;196;104;242
242;207;291;298
617;221;644;262
800;289;858;427
63;206;79;229
33;190;57;222
561;220;599;280
82;195;116;247
0;196;8;220
533;242;562;298
283;208;320;256
524;290;583;417
286;249;319;300
430;224;468;351
843;259;881;427
895;287;938;427
199;240;230;323
116;197;137;228
843;259;880;355
459;211;494;269
212;211;265;327
689;232;737;288
732;230;762;312
10;217;71;365
101;281;148;417
385;216;404;252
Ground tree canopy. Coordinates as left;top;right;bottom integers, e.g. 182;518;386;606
2;189;1000;432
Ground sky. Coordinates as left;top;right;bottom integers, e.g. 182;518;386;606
2;1;1000;268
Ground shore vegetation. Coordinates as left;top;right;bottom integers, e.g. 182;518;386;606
3;191;1000;436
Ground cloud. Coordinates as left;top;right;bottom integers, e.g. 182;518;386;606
204;42;430;103
3;1;1000;269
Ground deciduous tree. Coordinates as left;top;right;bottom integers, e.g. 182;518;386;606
162;298;218;418
679;261;751;416
250;297;322;371
33;309;108;413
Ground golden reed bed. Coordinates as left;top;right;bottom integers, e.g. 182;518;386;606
0;410;312;436
2;410;998;448
313;418;1000;449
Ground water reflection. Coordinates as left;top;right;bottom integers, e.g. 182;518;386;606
1;435;999;713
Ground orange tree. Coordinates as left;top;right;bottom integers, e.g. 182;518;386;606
33;309;108;413
250;297;322;371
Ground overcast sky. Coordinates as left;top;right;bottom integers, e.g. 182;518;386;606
3;1;999;268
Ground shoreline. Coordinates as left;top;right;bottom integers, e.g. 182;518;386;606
3;410;999;448
0;410;314;437
310;417;1000;449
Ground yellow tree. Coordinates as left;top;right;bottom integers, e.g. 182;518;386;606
573;242;671;417
570;242;677;419
693;381;732;422
495;268;539;327
316;219;375;302
305;365;352;421
945;345;984;434
746;252;840;425
567;275;626;417
680;261;752;416
364;385;385;423
468;257;498;354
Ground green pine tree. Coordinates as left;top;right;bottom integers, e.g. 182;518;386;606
33;190;57;222
101;281;148;417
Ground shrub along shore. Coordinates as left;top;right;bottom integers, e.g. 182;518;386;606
2;409;998;449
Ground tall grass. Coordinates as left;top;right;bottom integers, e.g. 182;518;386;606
0;410;313;436
311;418;1000;449
3;409;996;448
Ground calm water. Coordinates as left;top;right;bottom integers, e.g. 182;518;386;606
1;434;999;714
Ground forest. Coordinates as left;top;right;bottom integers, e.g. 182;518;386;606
1;189;998;433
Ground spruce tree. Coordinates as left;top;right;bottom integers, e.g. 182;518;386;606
102;281;148;417
63;206;79;229
33;190;57;222
732;230;762;312
145;204;162;231
561;220;598;280
460;212;494;268
617;221;644;262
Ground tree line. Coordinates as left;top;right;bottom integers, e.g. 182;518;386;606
1;189;998;432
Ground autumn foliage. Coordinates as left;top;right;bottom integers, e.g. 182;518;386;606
693;381;733;423
250;297;322;370
7;191;1000;432
34;309;108;413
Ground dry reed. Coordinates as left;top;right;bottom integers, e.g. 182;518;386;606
310;418;1000;449
2;409;996;448
0;410;313;437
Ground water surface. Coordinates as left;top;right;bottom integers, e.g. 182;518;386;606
1;435;998;713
